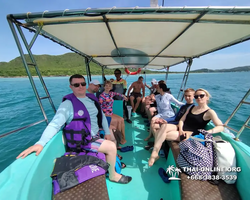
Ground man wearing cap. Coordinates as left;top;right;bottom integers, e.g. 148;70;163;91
146;79;158;95
87;80;101;94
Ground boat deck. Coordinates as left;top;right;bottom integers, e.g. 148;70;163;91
107;114;180;200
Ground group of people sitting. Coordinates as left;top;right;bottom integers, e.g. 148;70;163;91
16;69;149;185
139;79;224;167
16;71;224;187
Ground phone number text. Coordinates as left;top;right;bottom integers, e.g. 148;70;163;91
187;175;237;181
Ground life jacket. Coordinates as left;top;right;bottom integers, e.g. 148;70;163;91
51;151;109;194
62;93;103;152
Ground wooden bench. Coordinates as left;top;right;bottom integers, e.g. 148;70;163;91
163;141;241;200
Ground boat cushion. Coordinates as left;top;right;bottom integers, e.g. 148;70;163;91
167;141;241;200
53;174;109;200
51;152;109;194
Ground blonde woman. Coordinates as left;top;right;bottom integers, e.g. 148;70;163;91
99;80;128;144
148;88;224;166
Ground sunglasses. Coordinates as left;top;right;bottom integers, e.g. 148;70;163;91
114;72;121;75
71;82;86;87
194;94;205;99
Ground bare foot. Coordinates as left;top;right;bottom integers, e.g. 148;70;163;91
148;155;159;167
148;150;160;167
109;173;122;182
120;140;127;145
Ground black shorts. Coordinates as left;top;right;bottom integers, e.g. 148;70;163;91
150;101;157;107
130;92;142;99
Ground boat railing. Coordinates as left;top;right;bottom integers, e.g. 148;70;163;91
0;16;58;139
0;120;46;139
177;58;193;101
224;89;250;141
0;16;99;140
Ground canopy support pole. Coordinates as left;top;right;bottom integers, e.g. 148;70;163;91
177;58;193;101
164;66;170;83
102;66;106;83
2;18;58;138
85;57;92;84
15;24;56;115
102;15;125;67
143;10;208;68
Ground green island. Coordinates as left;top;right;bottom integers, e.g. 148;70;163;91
0;53;249;77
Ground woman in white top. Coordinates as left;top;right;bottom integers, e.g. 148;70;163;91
145;83;184;141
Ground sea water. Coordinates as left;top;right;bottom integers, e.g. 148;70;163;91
0;72;249;172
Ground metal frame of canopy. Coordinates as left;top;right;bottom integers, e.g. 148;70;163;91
7;6;250;69
2;6;250;139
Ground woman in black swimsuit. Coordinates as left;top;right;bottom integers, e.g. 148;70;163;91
148;88;224;166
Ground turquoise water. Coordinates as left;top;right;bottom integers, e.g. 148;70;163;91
0;72;249;172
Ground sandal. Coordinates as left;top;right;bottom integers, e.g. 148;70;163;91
121;162;126;169
144;145;153;151
147;141;154;146
110;174;132;184
117;146;122;150
120;146;134;152
158;168;170;183
117;154;123;160
159;149;165;158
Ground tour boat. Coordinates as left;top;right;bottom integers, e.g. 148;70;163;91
0;6;249;200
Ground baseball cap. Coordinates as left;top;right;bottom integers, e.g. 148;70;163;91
151;79;158;85
89;80;101;87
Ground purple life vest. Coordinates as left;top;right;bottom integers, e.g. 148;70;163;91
51;151;108;194
62;93;103;152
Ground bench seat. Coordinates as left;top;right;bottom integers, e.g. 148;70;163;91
166;141;241;200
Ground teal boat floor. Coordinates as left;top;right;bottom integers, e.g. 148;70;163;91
107;114;181;200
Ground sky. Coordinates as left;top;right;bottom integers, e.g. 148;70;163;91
1;0;250;71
